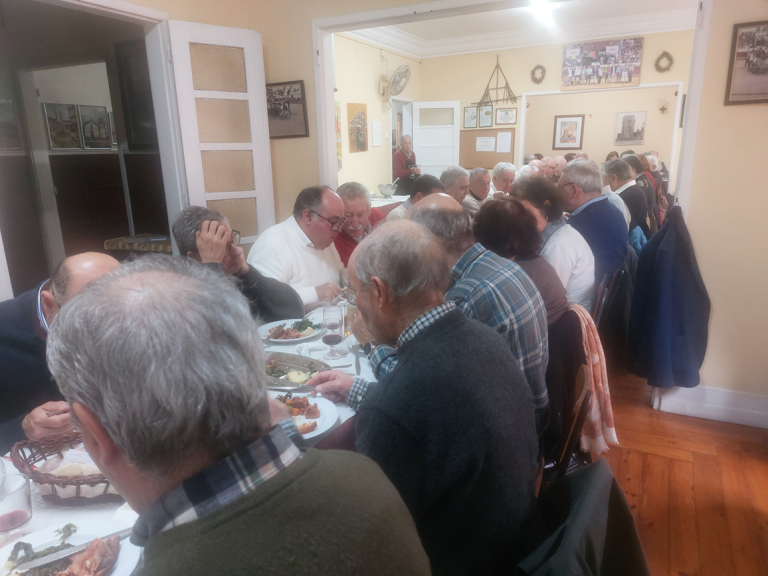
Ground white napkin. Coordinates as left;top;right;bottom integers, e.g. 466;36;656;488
296;343;326;357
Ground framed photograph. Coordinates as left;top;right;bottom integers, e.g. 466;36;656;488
615;111;646;146
479;105;493;127
553;115;585;150
347;102;368;153
266;80;309;138
725;21;768;105
115;40;158;150
43;103;82;150
561;36;643;91
78;105;112;149
495;108;517;125
463;106;478;128
108;111;117;145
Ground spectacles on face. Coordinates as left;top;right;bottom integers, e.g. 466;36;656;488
230;229;241;246
559;182;575;193
310;210;347;231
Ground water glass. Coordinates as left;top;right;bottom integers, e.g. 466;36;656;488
0;473;32;533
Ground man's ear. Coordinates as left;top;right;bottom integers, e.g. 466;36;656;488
40;289;58;324
187;251;202;262
72;402;120;467
370;276;389;309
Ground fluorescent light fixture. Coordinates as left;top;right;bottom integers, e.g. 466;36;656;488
529;0;555;27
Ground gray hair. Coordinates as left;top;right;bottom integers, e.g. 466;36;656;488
492;162;517;179
440;166;470;189
400;134;412;144
561;160;602;193
468;167;489;183
46;255;269;476
409;204;475;256
172;206;226;256
601;159;632;181
515;164;538;181
644;154;660;171
293;185;331;219
523;154;535;164
353;220;451;300
337;182;371;207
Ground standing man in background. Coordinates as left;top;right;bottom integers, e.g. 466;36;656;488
393;135;420;197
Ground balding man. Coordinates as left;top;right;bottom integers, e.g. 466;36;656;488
529;158;546;176
247;186;346;308
393;135;420;196
0;253;118;452
554;156;567;180
308;220;539;575
541;157;557;181
440;166;470;204
490;162;517;196
462;167;492;217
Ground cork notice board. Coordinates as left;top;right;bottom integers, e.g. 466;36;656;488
459;128;515;170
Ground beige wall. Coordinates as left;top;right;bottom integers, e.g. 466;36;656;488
685;0;768;396
334;34;420;195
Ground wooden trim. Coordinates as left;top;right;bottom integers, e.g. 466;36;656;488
656;385;768;429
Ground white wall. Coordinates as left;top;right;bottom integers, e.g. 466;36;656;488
33;63;113;112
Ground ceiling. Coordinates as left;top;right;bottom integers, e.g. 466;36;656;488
347;0;698;60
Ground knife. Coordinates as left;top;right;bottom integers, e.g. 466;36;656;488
354;350;361;375
15;528;133;571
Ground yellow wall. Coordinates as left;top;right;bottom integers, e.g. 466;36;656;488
685;0;768;396
334;34;420;194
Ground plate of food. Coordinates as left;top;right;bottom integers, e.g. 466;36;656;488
268;392;338;440
260;319;322;343
1;519;140;576
265;353;330;387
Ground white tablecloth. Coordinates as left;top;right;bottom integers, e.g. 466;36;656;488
371;194;408;208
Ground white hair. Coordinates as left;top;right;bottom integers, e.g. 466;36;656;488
644;154;660;171
561;160;602;193
515;164;538;181
337;182;371;207
492;162;517;179
440;166;470;189
468;167;489;183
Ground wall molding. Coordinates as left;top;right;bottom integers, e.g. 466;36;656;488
347;8;697;60
653;385;768;430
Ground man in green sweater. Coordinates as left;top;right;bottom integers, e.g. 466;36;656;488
46;255;431;576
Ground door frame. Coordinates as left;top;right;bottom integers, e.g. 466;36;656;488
389;95;412;182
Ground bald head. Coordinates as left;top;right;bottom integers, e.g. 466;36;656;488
409;193;475;258
529;159;545;174
554;156;567;178
411;192;463;214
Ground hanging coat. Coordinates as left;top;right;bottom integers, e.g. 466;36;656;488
628;207;710;388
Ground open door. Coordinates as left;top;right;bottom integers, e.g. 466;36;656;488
168;21;275;249
412;101;460;178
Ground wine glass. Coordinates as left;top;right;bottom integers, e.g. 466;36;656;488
0;473;32;535
322;306;346;360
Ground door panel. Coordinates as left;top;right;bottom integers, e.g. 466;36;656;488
413;101;460;179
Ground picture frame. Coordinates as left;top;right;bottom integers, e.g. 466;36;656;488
724;20;768;106
614;111;646;146
108;111;117;145
115;40;158;150
78;105;112;149
463;106;478;128
43;103;82;150
347;102;367;153
561;37;643;92
266;80;310;138
479;105;493;127
495;108;517;125
552;114;585;150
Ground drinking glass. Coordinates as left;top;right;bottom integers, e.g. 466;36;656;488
344;305;358;338
322;306;346;360
0;473;32;534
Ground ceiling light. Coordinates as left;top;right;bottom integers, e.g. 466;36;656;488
529;0;555;27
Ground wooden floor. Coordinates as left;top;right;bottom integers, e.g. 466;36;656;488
600;371;768;576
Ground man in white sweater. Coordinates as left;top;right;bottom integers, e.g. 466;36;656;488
247;186;346;308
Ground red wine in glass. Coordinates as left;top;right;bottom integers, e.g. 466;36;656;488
322;308;346;359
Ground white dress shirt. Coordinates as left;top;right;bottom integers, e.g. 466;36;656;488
540;223;595;310
246;216;345;307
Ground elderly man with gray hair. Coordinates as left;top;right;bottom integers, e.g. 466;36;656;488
308;220;539;575
333;182;385;267
462;167;492;216
46;255;431;576
439;165;470;204
490;161;517;196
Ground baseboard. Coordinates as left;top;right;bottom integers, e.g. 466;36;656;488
654;385;768;429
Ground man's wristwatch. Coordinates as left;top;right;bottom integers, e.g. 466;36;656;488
363;341;379;358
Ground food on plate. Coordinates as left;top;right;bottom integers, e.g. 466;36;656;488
274;393;322;435
5;524;78;574
297;422;318;435
56;535;120;576
291;319;322;337
266;358;319;381
266;320;322;340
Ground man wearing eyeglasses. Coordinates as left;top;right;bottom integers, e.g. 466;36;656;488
247;186;347;309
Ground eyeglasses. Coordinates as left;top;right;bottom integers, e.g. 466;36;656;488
558;182;575;192
310;210;347;231
230;229;241;246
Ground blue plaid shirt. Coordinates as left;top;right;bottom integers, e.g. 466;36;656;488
366;244;550;432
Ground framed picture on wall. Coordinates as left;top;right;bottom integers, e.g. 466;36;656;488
464;106;478;128
78;105;112;149
266;80;310;138
43;103;82;150
495;108;517;125
347;102;367;153
724;20;768;105
561;36;643;92
614;111;645;146
108;111;117;145
552;114;585;150
479;105;493;127
115;40;158;150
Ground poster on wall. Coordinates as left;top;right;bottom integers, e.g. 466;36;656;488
334;100;342;170
479;105;493;127
561;37;643;91
552;115;585;150
78;105;112;150
372;121;381;147
724;20;768;105
464;106;477;128
43;103;82;150
495;108;517;125
266;80;309;138
0;70;22;150
347;103;368;153
614;111;646;146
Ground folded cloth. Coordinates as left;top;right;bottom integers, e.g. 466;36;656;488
570;304;619;455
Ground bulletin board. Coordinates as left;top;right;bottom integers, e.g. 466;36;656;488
459;128;515;170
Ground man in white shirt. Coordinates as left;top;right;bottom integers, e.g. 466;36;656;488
386;174;445;222
489;162;516;197
461;168;491;217
247;186;346;308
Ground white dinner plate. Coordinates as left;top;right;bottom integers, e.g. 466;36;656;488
268;392;339;440
0;518;140;576
259;319;322;344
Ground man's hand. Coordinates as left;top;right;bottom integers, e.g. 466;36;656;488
306;370;355;404
222;243;249;276
267;397;291;426
22;402;73;441
195;220;229;264
315;282;342;302
412;166;422;176
351;314;375;347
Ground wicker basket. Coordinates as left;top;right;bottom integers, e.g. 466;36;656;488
10;431;124;506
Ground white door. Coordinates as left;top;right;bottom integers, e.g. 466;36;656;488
402;102;413;138
412;101;460;179
168;21;275;249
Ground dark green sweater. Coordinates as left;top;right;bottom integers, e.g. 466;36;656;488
139;449;431;576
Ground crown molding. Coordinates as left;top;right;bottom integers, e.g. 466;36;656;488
347;8;697;60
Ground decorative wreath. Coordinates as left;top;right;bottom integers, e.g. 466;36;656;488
655;51;674;73
531;64;546;84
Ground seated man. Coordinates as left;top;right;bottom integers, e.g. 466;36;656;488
308;221;539;575
461;167;491;217
540;157;557;182
554;156;567;180
387;174;445;221
247;186;346;308
559;161;628;285
333;182;385;267
601;159;649;238
172;206;303;322
0;253;118;453
46;256;431;576
490;162;516;196
439;166;470;204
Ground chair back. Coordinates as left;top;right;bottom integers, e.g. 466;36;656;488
314;415;358;451
592;269;624;328
554;365;592;480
